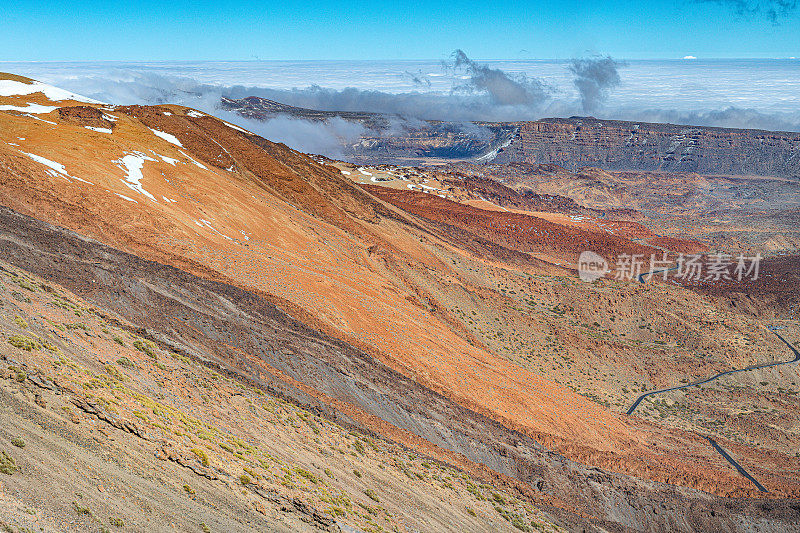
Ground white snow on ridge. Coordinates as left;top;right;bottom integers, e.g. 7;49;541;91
223;121;252;134
85;126;112;134
179;150;208;170
115;193;138;203
341;170;351;175
149;128;183;147
20;151;93;184
0;79;103;104
0;103;58;114
23;114;57;125
22;152;69;177
159;155;179;166
198;219;233;240
116;152;157;201
186;110;205;118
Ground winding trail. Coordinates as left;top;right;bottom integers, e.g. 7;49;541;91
627;328;800;415
627;265;800;492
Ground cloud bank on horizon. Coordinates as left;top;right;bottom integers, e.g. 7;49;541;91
8;53;800;156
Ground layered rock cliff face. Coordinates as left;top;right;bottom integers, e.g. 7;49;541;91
222;96;800;177
490;118;800;178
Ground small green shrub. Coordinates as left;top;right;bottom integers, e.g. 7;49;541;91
191;448;209;467
13;315;28;329
294;467;318;484
10;438;24;449
133;339;155;357
0;451;17;475
116;356;135;369
353;439;366;454
352;469;362;478
104;364;125;381
109;517;125;527
8;335;38;352
183;484;196;495
239;474;251;485
363;489;380;502
72;501;92;516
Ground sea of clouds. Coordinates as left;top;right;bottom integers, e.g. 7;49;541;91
5;54;800;156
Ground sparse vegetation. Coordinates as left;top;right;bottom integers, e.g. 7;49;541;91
72;501;93;516
116;356;135;369
191;447;210;466
8;334;38;351
133;338;156;357
0;451;17;475
10;438;25;448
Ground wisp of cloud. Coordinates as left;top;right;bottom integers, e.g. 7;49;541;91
696;0;798;24
569;56;624;113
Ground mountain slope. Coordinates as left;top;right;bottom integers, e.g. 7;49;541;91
2;72;800;531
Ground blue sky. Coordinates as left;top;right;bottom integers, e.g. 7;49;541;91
1;0;798;60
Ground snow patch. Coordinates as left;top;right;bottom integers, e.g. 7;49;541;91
85;126;112;134
22;152;69;177
0;79;103;103
163;111;173;116
23;114;57;125
116;152;157;201
179;150;207;170
149;128;183;147
223;121;252;134
115;193;138;203
198;218;233;240
186;110;205;118
0;103;58;114
340;170;351;175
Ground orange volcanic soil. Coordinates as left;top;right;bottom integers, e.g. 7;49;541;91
361;184;699;263
1;72;797;501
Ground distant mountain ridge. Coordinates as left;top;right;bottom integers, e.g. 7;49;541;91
222;95;800;178
491;117;800;178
